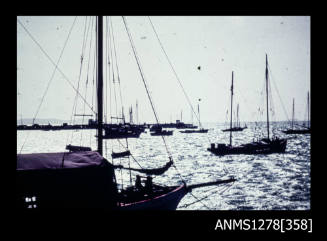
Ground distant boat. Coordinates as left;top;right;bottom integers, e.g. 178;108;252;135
180;99;208;133
102;123;142;139
282;93;311;134
208;55;287;156
180;129;208;133
221;80;247;132
150;125;173;136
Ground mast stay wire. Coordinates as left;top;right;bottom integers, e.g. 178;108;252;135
79;17;95;146
147;16;212;144
17;17;77;154
69;16;90;144
17;18;96;116
110;17;125;113
122;17;173;159
107;19;119;123
146;17;237;210
267;63;291;123
122;16;190;185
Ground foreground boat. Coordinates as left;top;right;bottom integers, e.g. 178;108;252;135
208;55;287;156
17;16;235;210
16;151;235;209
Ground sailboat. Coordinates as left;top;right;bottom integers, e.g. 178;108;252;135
282;92;311;134
180;100;208;133
208;54;287;156
17;16;235;209
221;74;247;132
150;125;173;136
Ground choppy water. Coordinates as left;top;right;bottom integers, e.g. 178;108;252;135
17;122;311;210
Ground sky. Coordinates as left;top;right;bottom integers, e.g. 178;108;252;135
17;16;310;124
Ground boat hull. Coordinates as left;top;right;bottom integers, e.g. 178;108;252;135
119;184;187;210
150;131;173;136
180;129;208;133
282;129;310;134
222;127;246;132
208;139;287;156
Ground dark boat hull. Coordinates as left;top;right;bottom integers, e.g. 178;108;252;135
282;129;310;134
150;130;173;136
102;132;141;139
111;150;131;159
180;129;208;133
208;138;287;156
119;184;187;210
222;127;246;132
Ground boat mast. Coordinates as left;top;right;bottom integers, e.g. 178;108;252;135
265;54;270;140
237;103;239;128
97;16;103;155
307;91;310;128
198;99;201;128
230;71;233;146
292;98;294;130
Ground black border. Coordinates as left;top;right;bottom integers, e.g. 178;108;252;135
14;9;315;236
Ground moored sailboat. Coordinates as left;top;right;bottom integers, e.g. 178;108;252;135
222;104;247;132
180;99;208;133
208;54;287;156
282;92;310;134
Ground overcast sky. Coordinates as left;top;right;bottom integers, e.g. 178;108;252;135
17;16;310;124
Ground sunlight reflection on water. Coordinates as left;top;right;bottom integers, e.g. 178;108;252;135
17;122;310;210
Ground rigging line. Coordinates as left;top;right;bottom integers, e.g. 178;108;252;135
110;17;124;110
187;191;212;210
18;17;77;154
106;17;113;124
122;16;173;159
90;33;97;148
126;138;132;185
116;139;143;169
104;17;109;123
70;16;89;144
80;17;95;146
17;18;96;116
86;17;95;85
268;65;290;122
181;182;233;209
122;17;187;188
72;16;89;124
108;21;119;122
148;16;211;143
28;17;78;125
122;17;187;185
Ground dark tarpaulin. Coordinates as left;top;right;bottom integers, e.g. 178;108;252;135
16;151;118;208
17;151;105;170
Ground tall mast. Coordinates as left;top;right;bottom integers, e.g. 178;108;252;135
136;100;138;124
237;103;239;128
307;91;310;128
230;71;233;146
198;99;201;128
265;54;270;140
292;98;294;130
97;16;103;155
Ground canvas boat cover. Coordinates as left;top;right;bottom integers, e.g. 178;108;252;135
16;151;118;208
17;151;105;170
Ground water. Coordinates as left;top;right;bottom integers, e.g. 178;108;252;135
17;122;311;210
